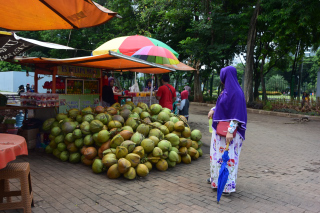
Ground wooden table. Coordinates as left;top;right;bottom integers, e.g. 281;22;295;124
0;134;28;169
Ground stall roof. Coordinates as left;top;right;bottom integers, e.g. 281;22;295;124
0;0;118;31
13;51;175;74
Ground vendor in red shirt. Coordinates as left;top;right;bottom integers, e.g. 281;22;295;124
155;74;176;110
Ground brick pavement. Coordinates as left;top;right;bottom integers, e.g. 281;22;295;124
1;104;320;213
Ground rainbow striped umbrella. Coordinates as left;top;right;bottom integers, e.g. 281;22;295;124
92;35;179;58
132;46;179;65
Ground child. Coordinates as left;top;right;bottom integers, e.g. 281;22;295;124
177;90;189;120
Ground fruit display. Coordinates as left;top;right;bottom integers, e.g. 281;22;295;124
84;80;99;94
43;102;203;180
66;80;83;94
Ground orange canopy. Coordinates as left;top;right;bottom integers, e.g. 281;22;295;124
0;0;118;31
13;51;175;74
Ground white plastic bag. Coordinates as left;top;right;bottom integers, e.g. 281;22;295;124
130;82;140;92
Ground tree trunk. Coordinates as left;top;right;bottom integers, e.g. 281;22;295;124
193;70;203;102
260;55;267;103
209;74;214;97
253;68;260;100
297;61;303;102
244;0;260;103
290;41;301;100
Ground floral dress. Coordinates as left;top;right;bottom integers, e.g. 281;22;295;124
209;123;243;193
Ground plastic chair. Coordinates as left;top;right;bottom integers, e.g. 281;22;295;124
0;162;34;213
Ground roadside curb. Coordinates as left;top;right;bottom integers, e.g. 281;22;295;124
190;102;320;121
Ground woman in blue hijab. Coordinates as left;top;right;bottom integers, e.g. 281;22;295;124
207;66;247;194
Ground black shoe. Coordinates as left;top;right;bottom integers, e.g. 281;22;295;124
207;178;211;184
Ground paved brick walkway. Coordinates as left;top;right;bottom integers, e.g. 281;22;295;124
1;105;320;213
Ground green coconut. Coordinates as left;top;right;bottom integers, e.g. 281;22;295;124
150;104;162;115
157;111;170;122
90;120;104;133
125;101;135;108
161;151;169;159
106;107;118;115
168;151;179;162
42;118;56;131
67;143;78;153
191;129;202;141
97;130;110;143
136;124;150;137
103;113;113;122
151;115;158;122
102;153;117;168
159;125;169;135
129;112;140;119
164;121;175;132
116;146;128;159
144;161;152;171
151;122;162;128
72;129;82;139
65;133;74;143
197;148;203;157
137;102;149;111
132;107;143;115
120;140;136;153
179;138;188;147
61;122;76;134
51;126;61;136
76;115;83;123
130;132;144;145
56;113;68;121
83;134;94;146
108;120;122;129
82;107;93;115
95;113;109;125
111;102;121;109
68;108;80;118
75;138;84;148
107;164;121;179
166;159;176;168
140;112;150;120
156;159;168;171
51;121;60;128
57;143;67;152
80;121;90;135
197;140;203;148
161;108;171;114
170;147;179;153
69;152;81;163
54;134;64;144
148;136;160;146
120;109;131;120
121;104;132;111
118;158;131;173
49;140;57;149
148;129;163;140
191;141;199;149
157;140;172;152
103;148;116;156
181;154;191;164
59;151;69;162
45;145;53;154
125;117;139;131
53;149;61;158
122;126;134;132
136;164;149;177
125;153;140;167
112;115;125;125
152;147;163;157
169;117;180;124
92;159;105;173
141;138;155;153
165;133;180;147
110;134;124;148
82;114;94;123
132;146;145;158
124;167;136;180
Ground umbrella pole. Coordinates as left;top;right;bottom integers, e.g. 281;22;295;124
150;74;154;106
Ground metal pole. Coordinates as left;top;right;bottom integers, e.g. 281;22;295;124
150;74;154;107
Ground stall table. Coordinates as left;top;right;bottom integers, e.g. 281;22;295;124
0;134;28;169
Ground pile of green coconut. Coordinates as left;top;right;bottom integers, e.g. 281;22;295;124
42;102;203;180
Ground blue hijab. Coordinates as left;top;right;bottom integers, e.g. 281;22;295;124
212;66;247;139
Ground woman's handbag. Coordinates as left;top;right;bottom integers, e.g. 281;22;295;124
216;121;237;137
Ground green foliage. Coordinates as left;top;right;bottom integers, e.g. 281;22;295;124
263;101;273;111
0;61;21;71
